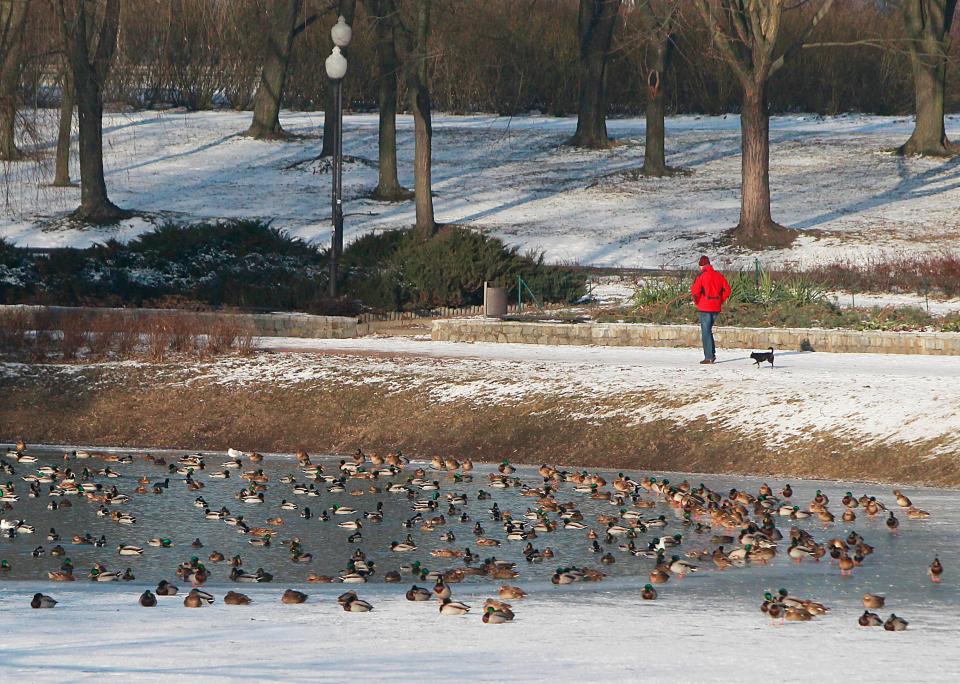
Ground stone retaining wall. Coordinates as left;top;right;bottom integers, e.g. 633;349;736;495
2;305;357;339
431;318;960;355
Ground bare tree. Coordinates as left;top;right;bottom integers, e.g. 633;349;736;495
53;65;75;187
0;0;28;161
321;0;357;156
365;0;411;201
696;0;834;247
634;0;679;176
898;0;958;156
247;0;320;139
395;0;435;237
55;0;128;223
571;0;621;148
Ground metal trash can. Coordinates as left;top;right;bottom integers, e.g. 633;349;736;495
483;281;507;317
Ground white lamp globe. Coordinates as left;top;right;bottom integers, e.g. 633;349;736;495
331;15;352;48
325;46;348;80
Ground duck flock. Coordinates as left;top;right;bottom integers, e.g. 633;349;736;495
2;441;945;630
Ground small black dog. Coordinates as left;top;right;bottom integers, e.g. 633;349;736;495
750;347;775;367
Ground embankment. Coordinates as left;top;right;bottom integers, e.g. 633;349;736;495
1;350;956;487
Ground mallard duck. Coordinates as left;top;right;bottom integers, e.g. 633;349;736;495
139;590;157;607
482;606;513;624
929;557;943;583
281;589;308;604
48;570;74;581
859;610;882;627
156;579;178;596
433;579;452;600
439;598;470;615
838;554;855;576
117;545;143;556
498;585;526;600
230;568;265;583
766;601;784;622
668;556;698;576
31;593;57;608
405;584;431;601
649;569;670;584
893;490;912;508
788;543;814;563
341;593;373;612
183;589;213;607
784;607;813;622
390;540;417;552
224;590;252;605
641;584;657;600
884;614;908;631
339;572;367;583
91;569;121;582
306;574;335;583
886;511;899;531
863;593;885;609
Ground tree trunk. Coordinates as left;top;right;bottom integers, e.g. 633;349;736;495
53;68;75;187
321;0;357;157
75;71;122;222
370;0;411;201
733;82;792;247
571;0;620;149
56;0;127;224
246;0;301;139
0;0;28;161
898;0;957;156
410;82;434;237
409;0;435;237
642;39;672;176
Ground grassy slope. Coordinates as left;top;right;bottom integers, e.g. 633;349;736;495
2;357;956;487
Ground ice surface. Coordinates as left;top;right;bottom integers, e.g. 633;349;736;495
0;451;957;682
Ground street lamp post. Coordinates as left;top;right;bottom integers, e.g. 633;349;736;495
325;16;352;298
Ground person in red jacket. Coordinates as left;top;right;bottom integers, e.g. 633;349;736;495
690;255;730;364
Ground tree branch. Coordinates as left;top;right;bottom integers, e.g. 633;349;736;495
291;13;318;39
769;0;834;76
695;0;752;84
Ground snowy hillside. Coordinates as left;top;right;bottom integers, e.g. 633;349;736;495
2;110;959;269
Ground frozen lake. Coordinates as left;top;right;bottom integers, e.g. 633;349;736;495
0;446;957;682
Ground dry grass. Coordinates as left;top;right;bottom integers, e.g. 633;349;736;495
802;253;960;297
2;361;956;488
0;307;256;362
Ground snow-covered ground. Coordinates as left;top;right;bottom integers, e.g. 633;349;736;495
1;576;957;683
2;110;959;269
243;336;960;453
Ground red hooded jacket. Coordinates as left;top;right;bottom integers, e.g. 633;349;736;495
691;265;730;313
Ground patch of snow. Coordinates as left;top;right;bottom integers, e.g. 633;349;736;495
166;336;960;451
1;110;958;269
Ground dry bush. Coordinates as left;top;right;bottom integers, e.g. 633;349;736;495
59;313;89;361
206;317;240;355
0;308;31;356
169;314;201;353
145;317;173;362
88;314;120;360
27;309;56;362
235;324;256;357
802;253;960;297
116;315;142;358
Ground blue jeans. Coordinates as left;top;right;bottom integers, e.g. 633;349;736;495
699;311;717;361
